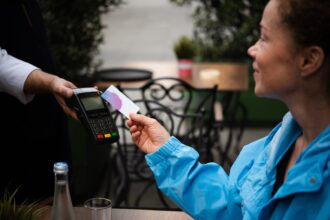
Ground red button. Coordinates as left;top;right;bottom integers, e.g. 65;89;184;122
97;134;104;139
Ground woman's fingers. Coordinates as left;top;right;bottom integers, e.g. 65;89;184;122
131;131;141;141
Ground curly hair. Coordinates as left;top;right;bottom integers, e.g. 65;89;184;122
276;0;330;93
277;0;330;54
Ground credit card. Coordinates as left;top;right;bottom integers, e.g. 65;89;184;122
101;85;140;118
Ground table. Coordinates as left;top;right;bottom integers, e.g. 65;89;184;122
112;208;192;220
94;68;153;82
94;61;249;91
39;207;193;220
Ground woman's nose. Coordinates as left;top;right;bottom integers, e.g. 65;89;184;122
247;44;257;58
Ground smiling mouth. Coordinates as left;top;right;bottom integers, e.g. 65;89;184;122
253;70;260;80
252;63;260;75
252;63;258;71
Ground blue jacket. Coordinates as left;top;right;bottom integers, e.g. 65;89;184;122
145;113;330;219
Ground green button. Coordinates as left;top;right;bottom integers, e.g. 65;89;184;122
112;132;118;136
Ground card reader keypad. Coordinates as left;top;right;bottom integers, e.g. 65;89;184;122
90;116;118;140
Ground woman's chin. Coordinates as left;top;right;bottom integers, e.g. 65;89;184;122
254;89;279;100
254;87;268;97
254;87;262;96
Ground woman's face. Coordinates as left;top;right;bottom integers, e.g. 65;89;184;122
247;0;302;100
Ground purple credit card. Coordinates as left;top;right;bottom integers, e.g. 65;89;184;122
101;85;140;118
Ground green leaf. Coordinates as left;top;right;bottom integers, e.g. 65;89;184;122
0;187;47;220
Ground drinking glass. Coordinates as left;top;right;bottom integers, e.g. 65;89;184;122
84;197;112;220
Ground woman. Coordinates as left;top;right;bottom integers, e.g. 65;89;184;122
127;0;330;219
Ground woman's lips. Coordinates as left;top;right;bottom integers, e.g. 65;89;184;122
253;70;260;80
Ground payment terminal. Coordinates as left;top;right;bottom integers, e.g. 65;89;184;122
67;87;119;144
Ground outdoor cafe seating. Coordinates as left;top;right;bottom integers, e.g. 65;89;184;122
108;77;218;208
66;62;249;210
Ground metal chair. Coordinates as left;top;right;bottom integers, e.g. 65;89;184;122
139;77;218;162
211;92;248;171
110;77;218;209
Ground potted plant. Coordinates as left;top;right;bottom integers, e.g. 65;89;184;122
170;0;288;126
0;188;47;220
174;36;197;78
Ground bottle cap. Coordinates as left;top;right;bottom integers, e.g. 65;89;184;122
53;162;68;173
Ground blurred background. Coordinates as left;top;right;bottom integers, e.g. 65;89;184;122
39;0;287;126
97;0;194;65
38;0;287;208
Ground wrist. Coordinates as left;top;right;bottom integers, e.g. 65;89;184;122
24;69;57;94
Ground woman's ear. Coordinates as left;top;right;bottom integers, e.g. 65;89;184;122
299;46;325;77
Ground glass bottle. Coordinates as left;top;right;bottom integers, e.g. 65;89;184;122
51;162;76;220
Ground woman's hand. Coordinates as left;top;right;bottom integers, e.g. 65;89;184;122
127;113;170;154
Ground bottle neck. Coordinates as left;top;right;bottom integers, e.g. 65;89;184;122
53;172;71;199
55;172;69;182
52;171;76;220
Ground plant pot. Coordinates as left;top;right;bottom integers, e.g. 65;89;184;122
177;59;193;78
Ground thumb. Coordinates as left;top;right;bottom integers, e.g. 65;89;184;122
60;87;74;98
129;113;154;125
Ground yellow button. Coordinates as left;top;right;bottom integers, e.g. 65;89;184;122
104;133;111;138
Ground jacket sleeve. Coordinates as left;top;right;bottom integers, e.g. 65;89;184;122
0;47;37;104
145;136;231;220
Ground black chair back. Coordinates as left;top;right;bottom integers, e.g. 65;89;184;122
110;77;218;208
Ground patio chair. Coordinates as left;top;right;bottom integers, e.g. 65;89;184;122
110;77;218;209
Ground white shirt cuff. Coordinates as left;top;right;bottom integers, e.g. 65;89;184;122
0;48;37;104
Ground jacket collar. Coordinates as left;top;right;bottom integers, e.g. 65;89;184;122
263;112;330;198
264;112;301;173
274;123;330;198
241;112;330;213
